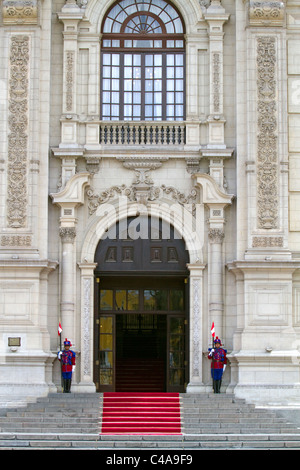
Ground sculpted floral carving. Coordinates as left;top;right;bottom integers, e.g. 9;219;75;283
249;1;285;26
7;36;30;229
256;36;278;230
3;0;38;25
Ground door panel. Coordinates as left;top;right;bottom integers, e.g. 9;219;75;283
167;315;185;392
98;314;115;392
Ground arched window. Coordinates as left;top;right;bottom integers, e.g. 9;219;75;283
101;0;185;121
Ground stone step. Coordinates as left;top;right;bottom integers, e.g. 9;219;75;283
0;392;299;448
0;432;299;449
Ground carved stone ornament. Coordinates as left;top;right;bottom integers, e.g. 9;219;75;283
208;228;225;244
59;227;76;243
249;1;285;27
256;36;278;230
7;35;30;229
3;0;38;25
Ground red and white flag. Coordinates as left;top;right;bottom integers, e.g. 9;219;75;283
58;322;62;336
211;322;215;338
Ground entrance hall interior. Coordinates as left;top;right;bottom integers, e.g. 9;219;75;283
116;314;166;392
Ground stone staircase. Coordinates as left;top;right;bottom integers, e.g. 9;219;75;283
0;392;299;449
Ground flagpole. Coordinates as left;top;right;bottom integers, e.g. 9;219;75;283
58;322;63;390
211;322;215;393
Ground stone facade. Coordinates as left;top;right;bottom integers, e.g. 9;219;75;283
0;0;300;406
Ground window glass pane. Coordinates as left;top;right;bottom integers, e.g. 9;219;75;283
124;80;132;91
100;316;113;333
144;290;167;310
145;93;152;104
100;369;113;385
167;67;174;78
154;92;162;104
176;80;184;91
102;92;110;103
116;290;127;310
176;67;183;78
154;55;162;66
176;92;183;103
133;80;141;91
167;80;174;91
103;79;111;90
154;67;162;79
112;92;119;103
124;54;132;66
103;66;111;78
102;104;110;116
124;93;132;103
167;92;174;104
170;289;184;311
133;54;141;66
167;105;174;117
133;105;141;116
133;92;141;104
103;54;111;65
100;351;113;368
154;105;162;117
112;79;119;90
176;54;184;66
154;80;162;91
145;105;152;117
124;67;132;78
128;290;139;310
100;334;113;350
167;55;174;66
145;55;153;66
145;80;153;91
100;290;113;310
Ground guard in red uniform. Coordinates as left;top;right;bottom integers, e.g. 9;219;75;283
208;337;227;393
58;339;76;393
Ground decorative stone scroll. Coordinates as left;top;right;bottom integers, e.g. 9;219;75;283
256;36;278;230
7;35;30;229
249;1;285;27
3;0;38;25
252;236;283;247
59;227;76;243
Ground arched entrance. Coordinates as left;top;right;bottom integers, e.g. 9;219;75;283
93;216;189;392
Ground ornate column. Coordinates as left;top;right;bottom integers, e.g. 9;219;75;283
193;173;234;342
78;262;97;392
57;0;83;148
204;0;229;149
186;263;206;392
208;227;225;335
51;173;91;356
59;226;77;343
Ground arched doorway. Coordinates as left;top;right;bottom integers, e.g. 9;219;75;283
93;216;189;392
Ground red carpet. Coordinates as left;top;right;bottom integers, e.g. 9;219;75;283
101;392;182;435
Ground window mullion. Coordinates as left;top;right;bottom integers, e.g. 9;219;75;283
120;53;124;121
141;53;145;121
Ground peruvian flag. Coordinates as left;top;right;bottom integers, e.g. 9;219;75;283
211;322;215;338
58;322;63;336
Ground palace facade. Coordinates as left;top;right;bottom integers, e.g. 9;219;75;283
0;0;300;406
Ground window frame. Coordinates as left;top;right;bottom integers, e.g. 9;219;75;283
100;0;186;122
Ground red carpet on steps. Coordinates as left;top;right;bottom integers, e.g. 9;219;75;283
101;392;182;435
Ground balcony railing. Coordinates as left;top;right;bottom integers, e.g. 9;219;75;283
99;121;186;146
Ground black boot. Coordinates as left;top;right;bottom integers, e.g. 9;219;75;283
67;379;72;393
63;379;67;393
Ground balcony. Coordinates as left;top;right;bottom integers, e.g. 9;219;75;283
60;118;203;152
99;121;186;146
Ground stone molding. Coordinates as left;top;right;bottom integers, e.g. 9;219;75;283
3;0;38;25
249;1;285;27
7;35;30;229
256;36;279;230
